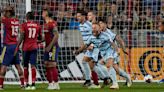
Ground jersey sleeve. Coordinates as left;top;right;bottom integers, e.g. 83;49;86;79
20;23;25;33
107;30;116;41
85;36;92;46
1;17;7;24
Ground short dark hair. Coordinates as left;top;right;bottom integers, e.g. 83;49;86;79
98;17;107;24
42;8;53;17
26;12;34;20
76;10;87;16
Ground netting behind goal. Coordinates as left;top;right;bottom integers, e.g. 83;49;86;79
0;0;163;84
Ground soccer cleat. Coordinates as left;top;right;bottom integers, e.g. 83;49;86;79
88;84;101;89
127;80;132;87
25;86;31;90
83;80;92;87
20;85;25;90
101;78;110;88
110;84;119;89
54;82;60;90
31;86;36;90
47;83;55;90
0;87;3;90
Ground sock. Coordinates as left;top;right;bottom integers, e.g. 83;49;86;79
46;67;53;83
97;63;110;78
20;77;24;86
91;71;99;85
119;68;130;81
82;61;91;80
93;65;105;79
52;67;58;82
0;77;4;88
108;67;118;85
31;67;36;84
24;68;29;83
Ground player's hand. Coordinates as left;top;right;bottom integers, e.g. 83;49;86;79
73;50;79;55
45;45;52;52
87;44;94;51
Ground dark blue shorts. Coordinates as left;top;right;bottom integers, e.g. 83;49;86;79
23;49;37;66
2;44;20;66
44;46;59;62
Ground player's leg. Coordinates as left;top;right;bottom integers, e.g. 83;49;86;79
29;49;37;90
0;45;15;89
23;51;30;89
89;61;99;85
14;51;24;88
105;58;119;89
44;46;59;90
113;64;132;87
15;64;24;88
82;56;92;86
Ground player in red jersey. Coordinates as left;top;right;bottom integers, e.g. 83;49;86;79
0;6;24;90
42;8;60;90
15;12;42;90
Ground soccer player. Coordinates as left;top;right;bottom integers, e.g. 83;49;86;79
75;22;119;89
15;12;42;90
75;11;101;88
98;18;132;87
0;6;24;90
87;11;111;88
42;8;60;90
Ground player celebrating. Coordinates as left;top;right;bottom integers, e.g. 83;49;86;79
0;6;24;90
75;11;101;88
42;8;60;90
15;12;42;90
98;18;132;87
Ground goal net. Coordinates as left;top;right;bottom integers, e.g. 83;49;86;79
0;0;163;84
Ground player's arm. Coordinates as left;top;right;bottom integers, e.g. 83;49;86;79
14;26;25;56
45;26;59;52
110;41;119;53
74;44;88;55
37;26;44;43
115;35;128;55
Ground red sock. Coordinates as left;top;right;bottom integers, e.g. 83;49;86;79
52;67;58;82
46;67;53;83
0;77;4;88
31;67;36;84
24;68;29;83
91;71;99;85
20;77;24;86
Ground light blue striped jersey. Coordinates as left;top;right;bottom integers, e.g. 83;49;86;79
104;28;116;41
79;21;92;44
86;32;113;55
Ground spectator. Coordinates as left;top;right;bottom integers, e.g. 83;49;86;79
117;0;125;15
68;13;80;30
57;2;69;33
65;0;77;11
97;0;106;18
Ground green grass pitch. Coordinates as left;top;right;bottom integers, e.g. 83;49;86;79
1;82;164;92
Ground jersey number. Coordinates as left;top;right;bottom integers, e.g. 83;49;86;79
28;28;36;38
11;26;18;36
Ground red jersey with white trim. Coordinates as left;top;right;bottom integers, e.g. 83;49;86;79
21;20;41;51
2;17;19;45
43;20;58;47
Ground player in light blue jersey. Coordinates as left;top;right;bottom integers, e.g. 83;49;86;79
99;18;132;87
74;11;100;88
76;22;120;89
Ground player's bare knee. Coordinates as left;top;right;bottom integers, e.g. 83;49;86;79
82;56;91;62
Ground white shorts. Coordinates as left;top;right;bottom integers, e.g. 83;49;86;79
84;48;99;62
100;48;115;63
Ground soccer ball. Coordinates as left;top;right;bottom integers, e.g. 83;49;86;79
144;75;153;83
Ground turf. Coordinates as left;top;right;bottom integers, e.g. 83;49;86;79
1;82;164;92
